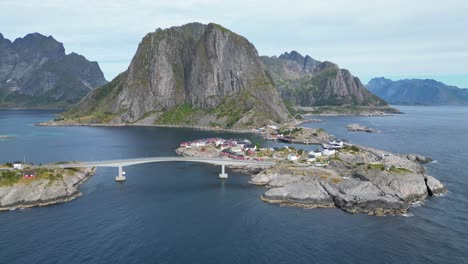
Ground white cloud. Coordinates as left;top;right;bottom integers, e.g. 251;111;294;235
1;0;467;85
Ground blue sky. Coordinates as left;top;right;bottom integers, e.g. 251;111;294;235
1;0;467;87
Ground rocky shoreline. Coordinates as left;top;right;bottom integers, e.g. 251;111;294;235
0;167;95;211
35;116;446;216
250;151;445;215
35;120;255;133
298;106;402;117
176;131;446;216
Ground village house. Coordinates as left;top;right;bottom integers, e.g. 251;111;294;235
13;161;23;170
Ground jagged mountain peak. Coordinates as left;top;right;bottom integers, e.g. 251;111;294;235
67;22;289;128
13;32;65;61
262;52;387;107
0;32;107;107
279;50;305;62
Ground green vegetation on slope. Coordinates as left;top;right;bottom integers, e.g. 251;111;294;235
155;103;203;125
63;73;125;123
0;168;77;187
0;171;21;186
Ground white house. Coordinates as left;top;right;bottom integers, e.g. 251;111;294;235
309;150;322;157
322;149;336;156
13;161;23;170
287;154;299;161
231;146;243;153
193;142;206;148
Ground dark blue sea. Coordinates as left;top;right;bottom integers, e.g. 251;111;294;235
0;106;467;264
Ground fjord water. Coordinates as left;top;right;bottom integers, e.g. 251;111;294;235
0;107;467;264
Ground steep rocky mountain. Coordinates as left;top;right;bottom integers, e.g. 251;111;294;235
261;51;388;107
0;33;107;108
367;77;468;105
66;23;289;128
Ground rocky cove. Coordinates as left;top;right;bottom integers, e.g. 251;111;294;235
0;167;95;211
176;128;446;216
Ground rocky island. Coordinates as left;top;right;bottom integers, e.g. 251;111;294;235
346;123;379;133
175;127;445;216
0;164;95;211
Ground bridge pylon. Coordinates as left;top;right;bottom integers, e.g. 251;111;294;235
219;164;228;179
115;166;126;182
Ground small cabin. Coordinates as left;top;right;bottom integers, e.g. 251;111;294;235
288;154;299;161
13;161;23;170
23;171;36;179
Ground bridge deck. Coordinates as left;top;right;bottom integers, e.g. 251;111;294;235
53;156;275;168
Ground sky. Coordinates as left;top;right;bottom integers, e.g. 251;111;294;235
1;0;468;87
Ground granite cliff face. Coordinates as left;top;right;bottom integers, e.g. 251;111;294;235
261;51;388;107
0;33;107;107
367;77;468;105
68;23;289;128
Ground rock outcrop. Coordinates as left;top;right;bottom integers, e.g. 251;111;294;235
346;123;379;133
0;167;95;211
66;23;289;128
251;145;446;215
261;51;389;107
175;134;446;216
0;33;107;107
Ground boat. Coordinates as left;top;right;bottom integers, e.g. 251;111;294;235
322;141;343;149
329;140;344;146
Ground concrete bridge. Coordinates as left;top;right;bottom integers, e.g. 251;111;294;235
53;156;275;181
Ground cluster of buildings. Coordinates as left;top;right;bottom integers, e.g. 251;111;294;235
221;149;251;160
180;138;265;161
179;137;345;167
285;140;345;167
7;161;36;179
251;125;285;141
180;138;252;150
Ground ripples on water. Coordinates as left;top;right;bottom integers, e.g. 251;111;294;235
0;107;467;264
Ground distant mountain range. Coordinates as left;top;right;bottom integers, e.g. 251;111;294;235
367;77;468;105
2;23;400;127
262;51;388;107
0;33;107;108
